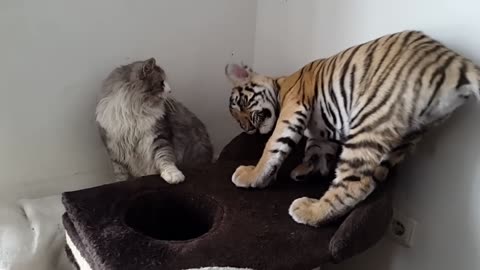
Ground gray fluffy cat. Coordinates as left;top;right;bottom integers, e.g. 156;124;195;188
96;58;213;183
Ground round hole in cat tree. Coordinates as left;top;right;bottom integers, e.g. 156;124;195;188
125;190;219;241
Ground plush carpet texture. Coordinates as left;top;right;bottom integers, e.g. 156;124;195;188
63;133;392;270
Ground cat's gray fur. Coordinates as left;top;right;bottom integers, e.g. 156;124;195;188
95;58;213;183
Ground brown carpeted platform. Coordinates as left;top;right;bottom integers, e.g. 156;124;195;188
62;133;392;270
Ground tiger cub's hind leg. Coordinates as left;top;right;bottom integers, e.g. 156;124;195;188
289;130;423;226
290;137;339;181
374;132;422;181
289;136;392;226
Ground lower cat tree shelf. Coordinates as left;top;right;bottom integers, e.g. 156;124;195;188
62;133;393;270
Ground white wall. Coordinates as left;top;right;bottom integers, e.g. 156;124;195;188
0;0;256;201
255;0;480;269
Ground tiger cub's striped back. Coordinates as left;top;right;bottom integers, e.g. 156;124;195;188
225;30;480;226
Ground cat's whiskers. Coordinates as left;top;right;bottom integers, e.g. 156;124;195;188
164;97;177;113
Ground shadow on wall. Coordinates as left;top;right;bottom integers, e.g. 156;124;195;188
327;101;480;269
253;0;317;75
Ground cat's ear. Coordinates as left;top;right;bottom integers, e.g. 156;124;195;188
225;63;253;85
140;58;156;80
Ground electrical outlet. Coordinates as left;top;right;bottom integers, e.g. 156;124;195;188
388;209;417;247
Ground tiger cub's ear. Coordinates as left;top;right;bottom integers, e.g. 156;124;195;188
225;63;253;85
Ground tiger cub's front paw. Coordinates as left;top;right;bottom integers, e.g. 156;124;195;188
161;167;185;184
232;165;266;188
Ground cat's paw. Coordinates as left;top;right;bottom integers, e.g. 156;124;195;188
114;174;129;182
161;167;185;184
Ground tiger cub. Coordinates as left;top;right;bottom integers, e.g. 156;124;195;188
225;30;480;226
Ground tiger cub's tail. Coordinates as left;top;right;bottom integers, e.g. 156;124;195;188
459;62;480;100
